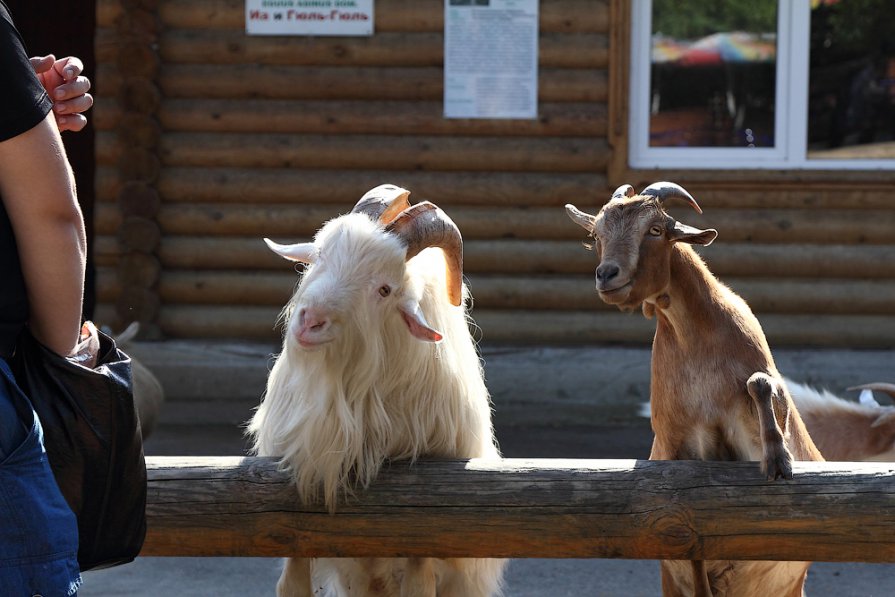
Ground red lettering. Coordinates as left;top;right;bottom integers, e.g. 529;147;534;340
249;10;268;21
288;10;326;21
336;11;369;21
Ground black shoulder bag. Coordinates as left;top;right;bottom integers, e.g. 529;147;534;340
11;322;147;571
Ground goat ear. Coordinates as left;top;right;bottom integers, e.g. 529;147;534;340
668;222;718;246
871;408;895;430
398;301;444;343
264;238;316;263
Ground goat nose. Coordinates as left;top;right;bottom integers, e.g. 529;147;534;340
298;307;329;332
596;263;620;283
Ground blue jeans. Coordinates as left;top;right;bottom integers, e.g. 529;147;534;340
0;358;81;596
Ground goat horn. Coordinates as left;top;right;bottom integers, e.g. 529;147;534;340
848;382;895;399
640;181;703;214
612;184;635;199
386;201;464;307
565;203;597;234
350;184;412;224
264;237;315;264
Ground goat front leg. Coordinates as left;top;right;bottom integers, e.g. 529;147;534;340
277;557;313;597
401;557;436;597
747;372;794;480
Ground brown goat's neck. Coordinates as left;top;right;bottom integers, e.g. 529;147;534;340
651;244;732;344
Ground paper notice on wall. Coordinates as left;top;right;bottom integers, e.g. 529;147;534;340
444;0;539;119
246;0;373;36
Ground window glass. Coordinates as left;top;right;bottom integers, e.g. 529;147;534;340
807;0;895;159
649;0;778;148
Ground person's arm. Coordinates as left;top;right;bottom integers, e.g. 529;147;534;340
0;111;86;355
30;54;93;133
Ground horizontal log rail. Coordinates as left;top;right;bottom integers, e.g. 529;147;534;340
142;457;895;562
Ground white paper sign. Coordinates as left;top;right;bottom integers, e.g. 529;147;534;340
246;0;374;36
444;0;539;119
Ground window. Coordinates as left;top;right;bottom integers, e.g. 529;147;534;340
629;0;895;170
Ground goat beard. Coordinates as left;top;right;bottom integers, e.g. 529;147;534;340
599;286;645;314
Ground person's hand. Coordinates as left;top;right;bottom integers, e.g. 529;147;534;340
71;321;100;366
30;54;93;133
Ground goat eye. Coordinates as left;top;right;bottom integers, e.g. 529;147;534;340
649;225;664;236
378;285;391;297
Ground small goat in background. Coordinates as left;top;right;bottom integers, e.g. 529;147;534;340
639;378;895;462
248;184;505;597
787;380;895;462
566;182;823;597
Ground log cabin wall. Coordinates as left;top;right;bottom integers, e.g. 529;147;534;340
93;0;894;348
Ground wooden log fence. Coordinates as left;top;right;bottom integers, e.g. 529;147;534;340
143;457;895;562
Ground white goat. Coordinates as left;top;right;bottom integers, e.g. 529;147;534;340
247;184;505;597
566;182;823;597
786;380;895;461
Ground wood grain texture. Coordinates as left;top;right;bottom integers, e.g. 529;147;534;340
141;457;895;561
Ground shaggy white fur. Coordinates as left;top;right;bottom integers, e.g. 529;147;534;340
248;212;505;597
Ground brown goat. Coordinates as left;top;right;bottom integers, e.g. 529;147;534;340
788;380;895;462
566;182;823;597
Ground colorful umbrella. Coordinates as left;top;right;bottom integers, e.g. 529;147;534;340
653;31;776;65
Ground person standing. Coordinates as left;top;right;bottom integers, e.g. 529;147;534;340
0;0;93;594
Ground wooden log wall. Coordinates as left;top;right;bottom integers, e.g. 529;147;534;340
144;456;895;562
100;0;165;338
94;0;895;347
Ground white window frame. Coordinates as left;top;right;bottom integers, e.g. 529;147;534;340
629;0;895;170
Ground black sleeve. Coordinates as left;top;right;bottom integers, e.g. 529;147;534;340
0;1;53;142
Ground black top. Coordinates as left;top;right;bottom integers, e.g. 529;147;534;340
0;1;54;358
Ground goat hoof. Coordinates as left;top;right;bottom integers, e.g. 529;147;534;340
763;453;793;481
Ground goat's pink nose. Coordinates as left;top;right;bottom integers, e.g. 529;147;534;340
298;307;329;333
